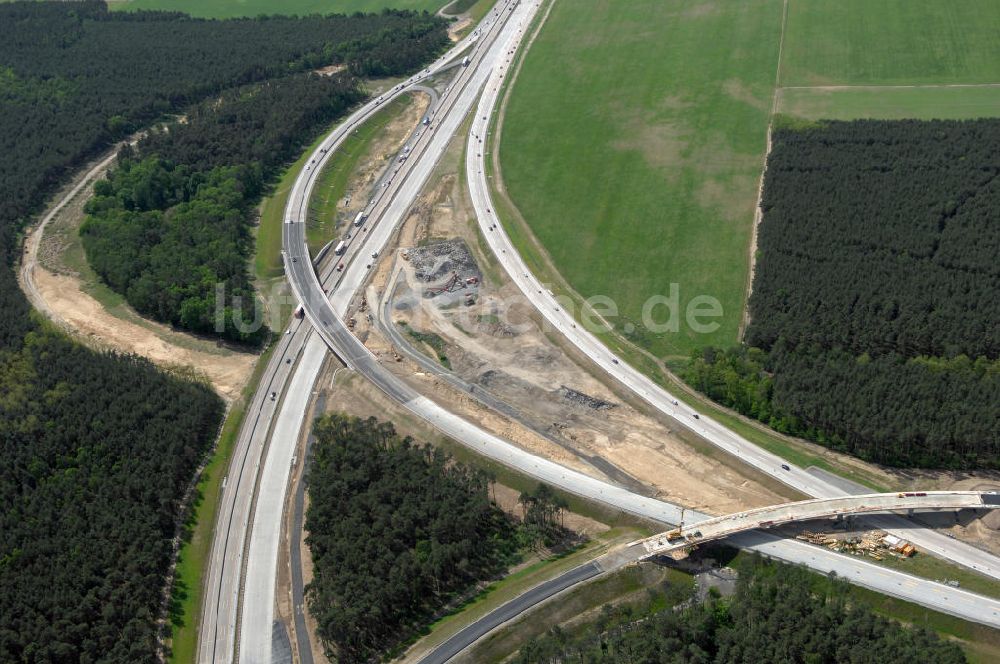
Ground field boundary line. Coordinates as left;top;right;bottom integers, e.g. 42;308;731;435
739;0;787;341
771;0;789;109
779;82;1000;91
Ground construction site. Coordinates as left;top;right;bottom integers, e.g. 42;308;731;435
794;529;916;562
321;119;799;518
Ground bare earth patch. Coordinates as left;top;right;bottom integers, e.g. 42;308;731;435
722;77;769;110
491;483;610;538
20;144;256;401
353;122;789;516
34;269;254;400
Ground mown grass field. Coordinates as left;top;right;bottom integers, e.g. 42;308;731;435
777;85;1000;121
781;0;1000;86
499;0;783;359
110;0;446;18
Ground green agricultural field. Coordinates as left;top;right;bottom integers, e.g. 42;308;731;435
777;84;1000;121
110;0;446;18
781;0;1000;86
499;0;783;359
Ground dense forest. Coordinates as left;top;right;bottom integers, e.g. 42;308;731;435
683;344;1000;468
0;325;224;661
306;414;551;663
81;74;371;342
515;555;966;664
0;0;446;243
685;120;1000;469
0;2;446;660
56;4;447;342
749;120;1000;360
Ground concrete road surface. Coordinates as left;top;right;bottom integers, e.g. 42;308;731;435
275;0;1000;642
461;7;1000;585
240;3;1000;663
198;8;517;663
640;492;1000;556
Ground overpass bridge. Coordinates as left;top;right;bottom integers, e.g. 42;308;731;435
634;491;1000;559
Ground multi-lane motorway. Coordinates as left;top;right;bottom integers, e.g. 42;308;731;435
203;0;1000;661
280;0;1000;633
198;7;523;663
461;12;1000;584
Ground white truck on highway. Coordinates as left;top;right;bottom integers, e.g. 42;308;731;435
334;240;347;255
354;211;367;227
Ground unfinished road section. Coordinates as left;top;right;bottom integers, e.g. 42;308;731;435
638;492;1000;558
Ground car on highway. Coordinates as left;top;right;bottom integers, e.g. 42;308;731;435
781;464;791;471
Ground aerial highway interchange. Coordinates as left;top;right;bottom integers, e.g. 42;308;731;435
198;1;1000;662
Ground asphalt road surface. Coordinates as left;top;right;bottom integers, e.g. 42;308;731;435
418;561;604;664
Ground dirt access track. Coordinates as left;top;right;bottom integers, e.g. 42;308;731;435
19;144;255;401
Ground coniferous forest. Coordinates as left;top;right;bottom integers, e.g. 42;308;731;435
305;415;523;663
685;119;1000;469
514;555;966;664
81;73;374;343
0;2;446;660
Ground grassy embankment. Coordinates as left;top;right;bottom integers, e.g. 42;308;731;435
165;341;281;662
398;321;452;369
456;562;690;663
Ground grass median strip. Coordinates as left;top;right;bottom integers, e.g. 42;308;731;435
306;94;414;254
